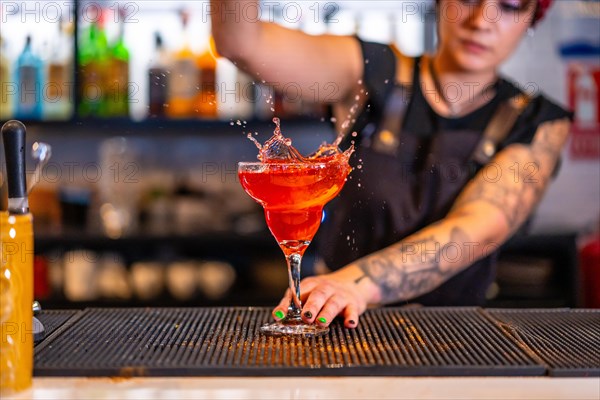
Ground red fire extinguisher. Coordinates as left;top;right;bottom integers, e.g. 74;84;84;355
580;230;600;308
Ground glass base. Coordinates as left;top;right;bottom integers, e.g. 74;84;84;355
260;319;329;337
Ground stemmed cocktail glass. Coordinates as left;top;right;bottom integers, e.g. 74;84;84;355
238;161;350;337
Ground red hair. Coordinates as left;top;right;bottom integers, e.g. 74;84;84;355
533;0;553;26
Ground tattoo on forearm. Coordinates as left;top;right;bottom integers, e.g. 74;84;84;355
355;227;471;303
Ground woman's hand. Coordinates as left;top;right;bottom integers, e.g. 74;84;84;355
271;267;377;329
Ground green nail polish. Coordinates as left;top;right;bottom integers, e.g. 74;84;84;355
274;310;285;320
318;317;327;324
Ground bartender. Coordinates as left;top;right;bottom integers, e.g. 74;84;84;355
211;0;573;327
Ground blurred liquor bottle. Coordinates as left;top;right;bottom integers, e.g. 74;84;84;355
166;9;198;118
45;18;74;120
0;35;12;120
216;57;254;121
105;7;130;117
148;32;169;118
14;35;43;120
78;16;109;117
195;36;218;119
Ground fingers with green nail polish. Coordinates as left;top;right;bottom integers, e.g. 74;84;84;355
274;310;285;320
317;317;327;324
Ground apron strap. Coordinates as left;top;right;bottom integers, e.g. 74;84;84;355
372;54;415;155
470;93;532;165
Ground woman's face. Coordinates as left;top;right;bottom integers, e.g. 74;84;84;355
437;0;537;72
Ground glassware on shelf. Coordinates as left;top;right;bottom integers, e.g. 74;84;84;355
98;137;141;238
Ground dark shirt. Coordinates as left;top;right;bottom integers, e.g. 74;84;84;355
316;39;573;306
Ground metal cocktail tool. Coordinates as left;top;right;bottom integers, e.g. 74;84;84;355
29;143;52;343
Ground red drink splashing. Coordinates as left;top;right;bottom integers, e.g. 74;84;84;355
239;118;353;255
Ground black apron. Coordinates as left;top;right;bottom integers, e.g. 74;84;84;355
316;39;574;306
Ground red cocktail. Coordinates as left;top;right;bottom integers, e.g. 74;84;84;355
239;160;350;336
238;119;352;337
239;161;349;255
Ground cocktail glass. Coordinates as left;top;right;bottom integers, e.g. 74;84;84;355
238;161;350;337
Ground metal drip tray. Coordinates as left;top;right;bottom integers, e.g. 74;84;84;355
489;309;600;377
34;307;544;377
36;310;79;339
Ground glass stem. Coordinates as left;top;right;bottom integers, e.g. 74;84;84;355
286;253;303;321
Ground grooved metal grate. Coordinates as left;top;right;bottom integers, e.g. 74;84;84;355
489;309;600;377
34;307;543;377
36;310;81;339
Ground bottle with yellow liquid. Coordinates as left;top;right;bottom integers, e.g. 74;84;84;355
195;36;218;119
166;9;198;119
1;120;34;394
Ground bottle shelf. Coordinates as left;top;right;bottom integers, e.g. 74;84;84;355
2;1;330;126
2;1;429;126
19;116;328;137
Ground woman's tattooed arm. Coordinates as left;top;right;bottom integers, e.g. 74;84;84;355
347;118;571;305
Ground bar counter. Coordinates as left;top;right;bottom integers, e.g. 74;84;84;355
6;307;599;399
6;376;600;400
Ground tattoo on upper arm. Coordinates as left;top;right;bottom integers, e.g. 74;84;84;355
453;151;529;229
355;227;471;303
452;120;569;231
531;123;563;161
528;122;568;202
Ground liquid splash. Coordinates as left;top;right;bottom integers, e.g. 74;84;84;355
248;118;353;163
